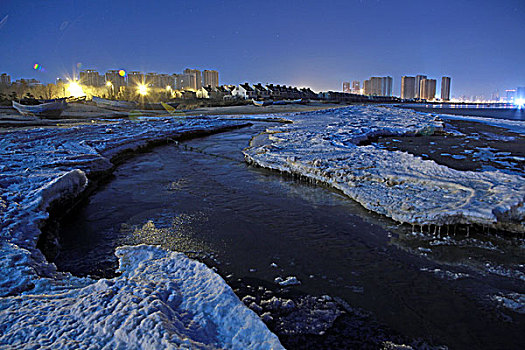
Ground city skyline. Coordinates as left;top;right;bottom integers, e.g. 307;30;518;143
0;0;523;98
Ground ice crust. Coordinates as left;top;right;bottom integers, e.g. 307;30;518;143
0;117;283;349
0;245;282;349
243;106;525;232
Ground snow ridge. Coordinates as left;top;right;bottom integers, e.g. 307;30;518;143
243;105;525;232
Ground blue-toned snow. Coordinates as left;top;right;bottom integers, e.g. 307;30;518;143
244;106;525;232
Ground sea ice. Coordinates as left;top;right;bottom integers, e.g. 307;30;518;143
244;105;525;233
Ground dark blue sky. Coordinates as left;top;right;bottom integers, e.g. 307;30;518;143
1;0;523;97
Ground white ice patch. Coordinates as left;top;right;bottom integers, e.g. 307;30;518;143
0;117;283;348
244;105;525;232
491;292;525;314
0;245;283;349
275;276;301;286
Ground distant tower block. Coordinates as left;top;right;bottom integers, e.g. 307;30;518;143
203;70;219;88
351;81;360;93
401;76;416;99
421;78;437;101
343;81;351;93
184;68;202;89
415;75;427;99
441;77;451;101
362;76;392;96
517;86;525;100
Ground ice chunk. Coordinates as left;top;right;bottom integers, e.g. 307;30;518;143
0;245;283;349
244;105;525;233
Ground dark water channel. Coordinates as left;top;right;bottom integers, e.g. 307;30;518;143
52;123;524;349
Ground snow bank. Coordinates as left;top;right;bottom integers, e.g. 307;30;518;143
243;105;525;232
0;117;283;348
0;245;282;349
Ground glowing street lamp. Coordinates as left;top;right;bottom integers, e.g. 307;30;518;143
138;84;148;96
106;81;115;98
67;81;85;98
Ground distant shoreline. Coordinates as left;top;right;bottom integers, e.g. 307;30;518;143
0;102;347;129
399;103;525;120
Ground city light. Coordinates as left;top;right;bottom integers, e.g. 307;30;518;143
67;81;85;97
106;81;112;87
166;85;171;91
515;98;525;108
138;84;148;96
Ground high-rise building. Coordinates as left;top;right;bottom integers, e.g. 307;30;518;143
0;73;11;86
80;69;104;87
420;79;437;100
370;77;383;95
441;77;451;101
351;81;360;93
183;68;202;90
401;76;416;99
203;70;219;88
415;75;427;99
363;79;371;95
342;82;351;93
128;71;145;86
517;87;525;100
506;89;516;103
105;70;127;90
175;73;196;90
145;72;160;87
382;76;393;96
158;74;173;89
363;76;392;96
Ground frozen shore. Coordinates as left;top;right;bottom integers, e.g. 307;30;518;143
243;105;525;233
0;116;283;349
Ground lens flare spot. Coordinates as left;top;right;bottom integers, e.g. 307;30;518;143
118;69;127;77
33;63;40;70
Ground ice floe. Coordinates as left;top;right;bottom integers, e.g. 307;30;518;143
0;117;283;348
244;105;525;233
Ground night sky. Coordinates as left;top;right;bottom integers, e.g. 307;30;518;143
1;0;524;97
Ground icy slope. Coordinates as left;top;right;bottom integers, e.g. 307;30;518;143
244;106;525;232
0;245;282;349
0;117;283;349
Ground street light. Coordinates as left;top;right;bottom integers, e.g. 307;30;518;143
67;81;85;98
106;81;114;98
138;84;148;96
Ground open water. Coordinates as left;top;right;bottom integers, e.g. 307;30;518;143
51;122;524;349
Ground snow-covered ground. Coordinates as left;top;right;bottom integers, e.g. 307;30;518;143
0;117;283;349
243;105;525;232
